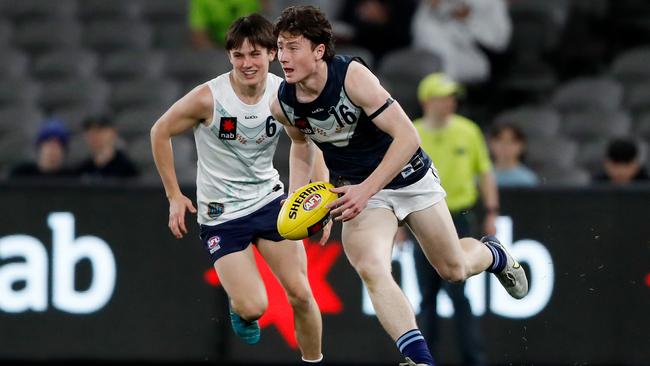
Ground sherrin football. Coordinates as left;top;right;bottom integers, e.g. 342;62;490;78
277;181;337;240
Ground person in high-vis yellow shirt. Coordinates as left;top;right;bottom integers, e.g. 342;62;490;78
189;0;262;49
410;73;500;366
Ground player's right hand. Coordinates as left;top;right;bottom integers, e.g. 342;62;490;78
168;194;197;239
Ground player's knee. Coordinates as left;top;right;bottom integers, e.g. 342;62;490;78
438;263;467;284
232;298;267;321
353;260;391;289
285;282;314;311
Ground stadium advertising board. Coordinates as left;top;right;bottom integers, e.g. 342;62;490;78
0;185;648;364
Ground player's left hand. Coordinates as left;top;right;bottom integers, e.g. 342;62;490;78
483;212;497;236
326;184;373;222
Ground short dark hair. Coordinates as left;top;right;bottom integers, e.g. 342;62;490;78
274;5;335;61
606;138;639;163
225;13;276;52
82;114;113;130
489;123;527;143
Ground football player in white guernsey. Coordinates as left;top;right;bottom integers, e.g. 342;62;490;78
271;6;528;366
151;14;325;365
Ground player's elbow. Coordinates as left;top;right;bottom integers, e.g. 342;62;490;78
402;128;421;155
150;119;169;142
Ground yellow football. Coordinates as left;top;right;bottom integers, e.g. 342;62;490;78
277;181;337;240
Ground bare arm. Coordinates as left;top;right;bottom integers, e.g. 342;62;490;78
328;61;421;221
150;84;212;237
271;95;320;194
272;94;332;245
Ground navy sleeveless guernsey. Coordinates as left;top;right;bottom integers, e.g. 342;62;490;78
278;55;432;189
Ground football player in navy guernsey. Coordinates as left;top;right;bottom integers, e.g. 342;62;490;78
151;14;326;365
270;6;529;366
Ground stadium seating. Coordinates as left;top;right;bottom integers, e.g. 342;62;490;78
83;20;152;53
0;0;649;186
493;106;561;138
527;137;578;170
0;49;28;79
13;20;82;55
113;104;171;140
560;110;631;142
100;49;166;82
39;77;110;113
551;77;624;113
610;46;650;87
0;78;40;107
378;48;443;118
110;79;179;113
623;83;650;116
77;0;140;22
32;49;98;81
0;0;77;23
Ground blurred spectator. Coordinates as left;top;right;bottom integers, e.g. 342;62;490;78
338;0;417;61
189;0;262;49
411;0;511;83
9;119;75;179
410;73;498;366
593;138;650;184
76;115;139;180
488;123;539;187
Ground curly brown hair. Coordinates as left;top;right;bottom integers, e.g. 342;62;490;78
274;5;335;61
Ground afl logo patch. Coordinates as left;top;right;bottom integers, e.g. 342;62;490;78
302;193;322;211
207;236;221;254
219;117;237;140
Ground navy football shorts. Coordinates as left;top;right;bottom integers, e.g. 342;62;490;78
199;195;286;262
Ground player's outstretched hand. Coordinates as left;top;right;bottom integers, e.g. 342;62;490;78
168;194;197;239
326;184;372;222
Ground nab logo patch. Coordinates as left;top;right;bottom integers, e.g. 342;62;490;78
302;194;322;211
207;236;221;254
294;117;314;134
219;117;237;140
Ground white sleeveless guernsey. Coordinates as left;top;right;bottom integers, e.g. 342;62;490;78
194;72;284;225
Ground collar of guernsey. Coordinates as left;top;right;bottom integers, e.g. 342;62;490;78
413;114;493;212
277;54;431;189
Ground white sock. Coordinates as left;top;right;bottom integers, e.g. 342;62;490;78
301;354;324;363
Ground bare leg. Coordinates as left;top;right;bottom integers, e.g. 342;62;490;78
258;239;322;360
342;208;417;340
405;200;492;282
213;245;267;320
